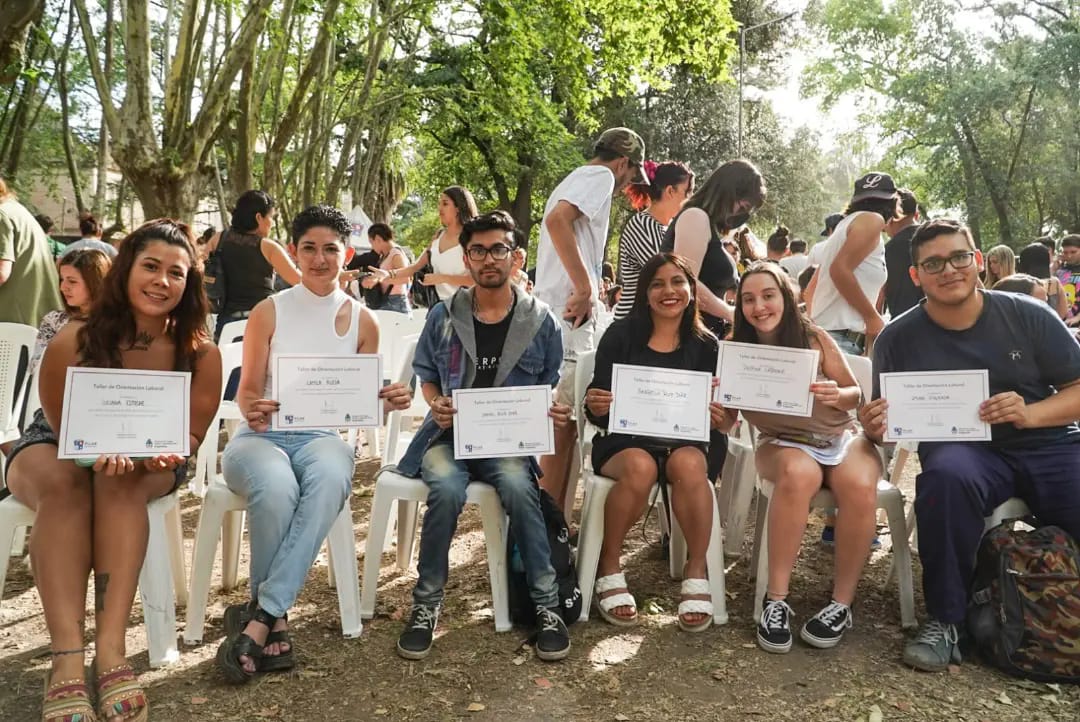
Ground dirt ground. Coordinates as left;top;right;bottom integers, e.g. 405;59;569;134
1;439;1078;722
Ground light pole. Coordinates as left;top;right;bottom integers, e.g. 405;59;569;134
737;11;798;157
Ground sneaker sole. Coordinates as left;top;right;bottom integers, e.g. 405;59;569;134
902;652;949;672
800;627;844;649
396;642;432;660
535;642;571;662
756;632;792;654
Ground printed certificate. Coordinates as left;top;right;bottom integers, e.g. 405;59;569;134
608;364;712;442
881;370;991;442
58;368;190;458
716;341;819;417
452;385;555;459
273;354;382;429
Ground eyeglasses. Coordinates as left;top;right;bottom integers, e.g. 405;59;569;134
917;251;976;274
466;244;513;261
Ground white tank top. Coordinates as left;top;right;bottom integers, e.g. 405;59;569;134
429;233;468;302
264;283;362;399
810;212;887;333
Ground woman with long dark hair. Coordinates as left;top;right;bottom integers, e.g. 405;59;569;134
4;219;221;722
615;161;695;319
584;253;733;632
368;186;478;304
731;262;879;655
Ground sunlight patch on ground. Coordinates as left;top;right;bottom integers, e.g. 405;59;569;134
587;633;643;671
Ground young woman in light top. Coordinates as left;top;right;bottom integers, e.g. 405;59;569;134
216;205;411;684
5;220;221;722
367;186;478;304
983;245;1015;288
359;223;411;313
729;262;880;655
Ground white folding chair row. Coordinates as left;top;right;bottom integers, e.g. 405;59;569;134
360;338;513;631
218;318;248;345
748;354;917;629
190;341;245;497
0;492;187;667
0;323;38;487
571;350;728;625
715;417;756;559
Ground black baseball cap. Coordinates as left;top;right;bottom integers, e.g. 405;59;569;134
820;213;844;237
851;172;899;202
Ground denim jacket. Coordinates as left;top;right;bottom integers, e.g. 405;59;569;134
396;284;564;476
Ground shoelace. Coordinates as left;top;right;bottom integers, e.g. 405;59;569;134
760;599;793;630
914;619;957;645
815;601;851;629
411;606;437;630
535;608;562;633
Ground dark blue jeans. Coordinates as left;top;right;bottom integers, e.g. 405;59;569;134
915;441;1080;624
413;441;558;609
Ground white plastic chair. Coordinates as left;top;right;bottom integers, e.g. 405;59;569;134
184;482;362;644
190;342;244;497
748;354;917;629
0;323;38;486
571;351;728;625
218;319;248;345
984;497;1033;533
0;492;187;667
715;418;757;559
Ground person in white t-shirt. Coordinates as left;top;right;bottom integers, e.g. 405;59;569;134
534;127;648;512
779;238;809;278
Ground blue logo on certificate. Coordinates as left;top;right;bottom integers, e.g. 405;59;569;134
724;394;732;402
619;419;628;428
285;414;294;424
893;427;902;436
465;444;474;452
73;439;84;450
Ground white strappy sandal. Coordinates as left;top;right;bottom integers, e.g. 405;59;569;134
677;578;713;633
595;572;638;627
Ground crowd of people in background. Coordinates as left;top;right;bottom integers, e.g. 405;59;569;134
1;123;1079;721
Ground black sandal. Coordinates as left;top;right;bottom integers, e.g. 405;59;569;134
223;602;295;673
215;607;275;685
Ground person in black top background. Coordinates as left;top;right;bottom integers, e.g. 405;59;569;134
882;187;924;316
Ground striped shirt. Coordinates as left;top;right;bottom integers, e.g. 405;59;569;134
614;210;666;318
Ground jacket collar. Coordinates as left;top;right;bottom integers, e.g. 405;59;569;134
447;284;546;387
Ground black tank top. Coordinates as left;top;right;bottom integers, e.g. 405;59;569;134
219;229;274;315
661;210;738;334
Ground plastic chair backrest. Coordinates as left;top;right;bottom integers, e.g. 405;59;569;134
0;322;38;435
218;342;244;402
374;310;428;382
573;350;597;459
219;319;248;345
844;353;872;399
394;335;428;421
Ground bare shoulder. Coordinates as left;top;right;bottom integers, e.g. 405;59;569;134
195;339;221;365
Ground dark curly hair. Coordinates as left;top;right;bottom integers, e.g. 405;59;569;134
291;204;351;244
78;219;208;372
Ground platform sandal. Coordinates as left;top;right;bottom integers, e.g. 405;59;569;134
42;648;96;722
92;662;147;722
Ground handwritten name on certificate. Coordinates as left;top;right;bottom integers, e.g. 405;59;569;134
716;341;819;417
881;370;991;443
608;364;712;442
58;368;190;458
452;385;555;459
273;354;382;429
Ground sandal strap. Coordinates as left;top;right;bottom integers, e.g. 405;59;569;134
232;632;265;661
594;572;630;595
250;606;277;629
265;629;291;646
680;578;711;596
597;591;636;613
95;664;146;720
678;598;714;616
44;678;95;722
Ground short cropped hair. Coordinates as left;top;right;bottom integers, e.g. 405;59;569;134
992;273;1042;296
789;239;807;254
368;223;394;241
909;218;976;265
291;205;350;244
897;188;918;217
459;210;516;249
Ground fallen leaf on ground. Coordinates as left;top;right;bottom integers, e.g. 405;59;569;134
947;664;962;675
512;655;527;666
535;677;553;689
996;692;1013;706
191;697;209;705
374;709;388;716
615;715;630;721
893;700;912;712
868;703;883;722
466;702;486;712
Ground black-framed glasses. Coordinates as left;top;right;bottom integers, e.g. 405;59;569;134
918;251;976;274
466;244;513;261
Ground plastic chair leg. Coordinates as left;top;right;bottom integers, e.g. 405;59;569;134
668;503;687;580
220;509;245;592
141;499;179;667
752;494;770;621
720;448;757;559
184;490;230;645
883;495;917;629
326;503;362;638
10;526;27;558
0;520;22;610
381;500;399;554
476;492;510;632
360;484;396;619
395;500;419;572
704;492;728;625
326;542;336;589
574;478;612;622
165;502;187;608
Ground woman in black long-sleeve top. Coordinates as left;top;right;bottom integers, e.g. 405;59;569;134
584;253;735;633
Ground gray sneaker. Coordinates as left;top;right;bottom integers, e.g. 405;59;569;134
902;619;962;672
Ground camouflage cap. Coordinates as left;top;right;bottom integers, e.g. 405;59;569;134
595;127;648;184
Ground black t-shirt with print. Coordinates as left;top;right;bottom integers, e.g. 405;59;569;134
472;297;517;388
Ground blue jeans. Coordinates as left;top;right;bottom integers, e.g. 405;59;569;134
413;442;558;609
826;329;865;355
222;427;354;617
378;294;411;314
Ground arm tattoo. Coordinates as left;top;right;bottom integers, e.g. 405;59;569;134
95;573;109;612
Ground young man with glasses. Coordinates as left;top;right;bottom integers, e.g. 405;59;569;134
395;211;575;662
858;219;1080;672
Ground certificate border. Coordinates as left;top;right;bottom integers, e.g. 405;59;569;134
58;367;191;458
451;385;555;460
608;364;712;443
880;369;992;443
272;353;384;430
715;340;819;418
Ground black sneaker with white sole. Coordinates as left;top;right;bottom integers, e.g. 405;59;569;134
534;606;571;661
757;597;794;654
800;600;853;649
396;605;439;660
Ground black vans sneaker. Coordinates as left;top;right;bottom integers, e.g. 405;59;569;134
800;600;853;649
757;597;794;654
396;605;439;660
534;606;571;661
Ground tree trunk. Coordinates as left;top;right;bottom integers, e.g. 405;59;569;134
952;126;983;249
0;0;44;84
958;118;1011;247
93;0;115;215
57;9;86;213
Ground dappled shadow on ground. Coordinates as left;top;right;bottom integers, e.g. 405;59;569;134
1;450;1077;721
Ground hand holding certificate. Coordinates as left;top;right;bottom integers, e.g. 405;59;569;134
715;341;819;417
880;370;991;442
273;354;382;430
452;385;556;459
59;368;191;459
608;364;712;442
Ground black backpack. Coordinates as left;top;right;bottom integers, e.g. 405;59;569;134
203;248;226;314
967;522;1080;683
507;489;581;627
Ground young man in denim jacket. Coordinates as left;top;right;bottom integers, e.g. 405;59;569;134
395;211;574;662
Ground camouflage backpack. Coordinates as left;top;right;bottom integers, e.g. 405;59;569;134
967;523;1080;683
